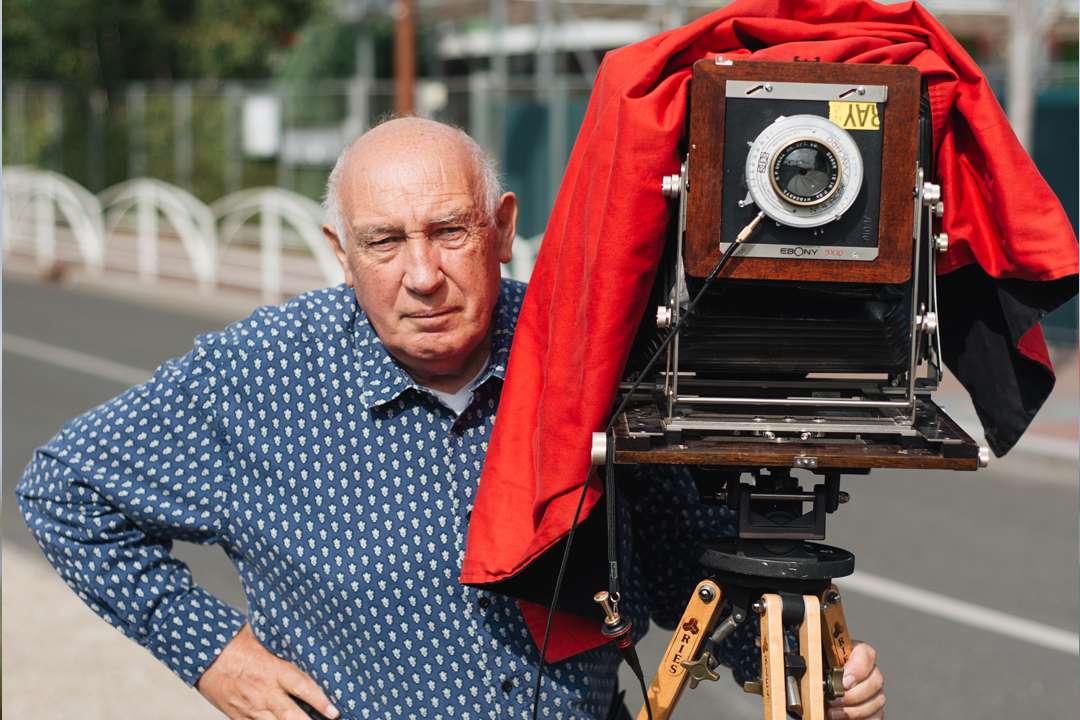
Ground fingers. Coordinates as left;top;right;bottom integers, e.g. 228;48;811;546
843;641;877;688
827;690;885;720
830;665;884;705
278;664;340;719
827;640;885;720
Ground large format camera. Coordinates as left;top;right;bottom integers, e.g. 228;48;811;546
602;60;987;719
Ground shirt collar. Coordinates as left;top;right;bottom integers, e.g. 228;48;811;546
351;282;516;412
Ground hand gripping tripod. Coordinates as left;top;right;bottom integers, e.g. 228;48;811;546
637;468;856;720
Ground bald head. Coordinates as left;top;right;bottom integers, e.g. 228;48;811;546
324;118;501;243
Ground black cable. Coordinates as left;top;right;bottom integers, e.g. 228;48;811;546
530;234;750;720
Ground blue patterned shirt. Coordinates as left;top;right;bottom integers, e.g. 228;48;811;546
17;279;755;719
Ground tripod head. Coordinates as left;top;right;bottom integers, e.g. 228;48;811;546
691;466;857;587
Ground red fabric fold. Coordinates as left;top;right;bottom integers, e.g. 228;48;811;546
462;0;1079;661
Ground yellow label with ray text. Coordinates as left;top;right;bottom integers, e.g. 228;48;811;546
828;101;881;131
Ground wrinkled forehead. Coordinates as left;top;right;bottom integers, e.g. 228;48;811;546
341;138;482;228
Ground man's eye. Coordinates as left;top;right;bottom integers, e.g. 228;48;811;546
367;237;402;249
433;226;468;243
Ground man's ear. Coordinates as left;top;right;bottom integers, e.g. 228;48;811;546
493;192;518;264
323;224;356;288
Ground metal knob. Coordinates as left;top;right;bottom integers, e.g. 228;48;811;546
922;182;941;205
591;432;607;466
917;311;938;334
978;446;990;468
935;233;949;253
662;173;682;199
656;305;672;329
934;200;945;219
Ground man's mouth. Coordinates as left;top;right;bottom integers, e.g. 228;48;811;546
404;308;456;320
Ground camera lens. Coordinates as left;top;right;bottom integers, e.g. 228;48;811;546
771;139;841;206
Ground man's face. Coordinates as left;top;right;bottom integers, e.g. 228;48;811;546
326;129;516;386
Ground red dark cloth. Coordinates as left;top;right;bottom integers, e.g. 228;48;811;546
461;0;1079;661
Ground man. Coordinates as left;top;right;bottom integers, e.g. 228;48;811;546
17;118;884;719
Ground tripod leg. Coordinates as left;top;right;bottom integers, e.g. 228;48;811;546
820;584;853;667
758;594;787;720
798;595;825;720
636;579;724;720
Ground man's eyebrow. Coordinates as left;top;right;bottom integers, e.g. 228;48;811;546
426;210;477;227
352;223;404;242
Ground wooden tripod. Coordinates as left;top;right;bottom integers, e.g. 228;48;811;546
637;580;854;720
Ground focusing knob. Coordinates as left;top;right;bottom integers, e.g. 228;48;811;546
922;182;941;205
917;312;939;334
935;233;949;253
656;305;673;329
934;200;945;219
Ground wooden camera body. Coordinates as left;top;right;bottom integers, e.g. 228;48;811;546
620;59;985;470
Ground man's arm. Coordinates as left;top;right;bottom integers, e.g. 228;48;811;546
16;345;245;684
16;341;341;720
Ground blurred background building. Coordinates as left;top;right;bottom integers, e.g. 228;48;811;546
3;0;1077;335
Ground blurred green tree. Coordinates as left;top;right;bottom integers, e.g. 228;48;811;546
3;0;319;102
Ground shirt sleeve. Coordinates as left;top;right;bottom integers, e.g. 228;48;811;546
15;342;246;686
626;464;760;685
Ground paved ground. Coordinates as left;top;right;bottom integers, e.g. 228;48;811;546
3;270;1077;719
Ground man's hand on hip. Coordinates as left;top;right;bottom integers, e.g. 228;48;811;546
196;624;340;720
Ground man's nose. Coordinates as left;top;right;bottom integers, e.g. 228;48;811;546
401;236;446;295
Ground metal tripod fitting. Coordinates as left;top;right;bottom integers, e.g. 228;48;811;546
591;432;607;466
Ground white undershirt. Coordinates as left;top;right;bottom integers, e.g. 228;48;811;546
418;358;490;416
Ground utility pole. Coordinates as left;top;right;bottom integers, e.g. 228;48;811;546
395;0;416;115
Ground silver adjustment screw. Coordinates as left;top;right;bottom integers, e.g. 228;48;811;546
661;174;682;199
934;201;945;219
920;311;939;334
922;182;941;205
590;432;607;466
699;586;716;603
656;306;673;329
763;83;773;92
978;446;991;468
935;233;949;253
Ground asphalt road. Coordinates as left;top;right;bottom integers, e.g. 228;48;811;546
4;274;1077;719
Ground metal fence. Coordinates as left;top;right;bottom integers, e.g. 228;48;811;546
3;71;1076;341
1;75;594;239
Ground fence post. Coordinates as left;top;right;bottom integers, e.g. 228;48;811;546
136;184;159;283
224;83;243;194
174;82;194;191
88;89;108;192
128;84;148;179
260;195;282;302
468;72;494;159
44;87;64;174
34;189;56;268
345;78;370;143
8;83;27;165
549;75;568;209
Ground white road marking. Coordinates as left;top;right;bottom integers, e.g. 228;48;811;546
8;332;1079;657
4;333;151;387
840;570;1079;656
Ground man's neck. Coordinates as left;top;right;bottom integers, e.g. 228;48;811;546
404;335;492;394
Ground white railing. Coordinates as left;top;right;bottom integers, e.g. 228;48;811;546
3;167;105;273
212;187;344;302
2;167;543;297
100;178;218;289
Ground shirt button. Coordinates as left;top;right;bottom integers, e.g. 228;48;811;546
501;678;514;694
478;595;491;609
